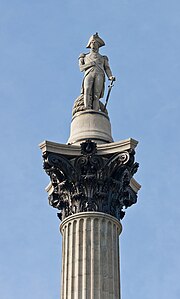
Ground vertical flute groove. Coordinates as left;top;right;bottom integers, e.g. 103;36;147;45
75;220;80;298
64;225;68;299
113;223;117;299
90;219;94;299
71;220;76;299
68;222;72;298
107;221;113;298
61;225;65;299
79;219;84;298
98;219;101;299
60;213;122;299
117;227;121;299
82;218;87;299
86;218;91;299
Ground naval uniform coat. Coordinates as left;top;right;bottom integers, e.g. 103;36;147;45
79;52;113;98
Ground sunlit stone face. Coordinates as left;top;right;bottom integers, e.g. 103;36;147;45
90;39;99;50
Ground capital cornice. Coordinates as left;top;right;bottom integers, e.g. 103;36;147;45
39;138;138;157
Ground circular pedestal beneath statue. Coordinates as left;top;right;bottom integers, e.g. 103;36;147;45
67;110;113;145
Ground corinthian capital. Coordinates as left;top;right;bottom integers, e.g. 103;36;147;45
42;140;140;221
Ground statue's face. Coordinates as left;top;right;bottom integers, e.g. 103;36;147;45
90;39;99;50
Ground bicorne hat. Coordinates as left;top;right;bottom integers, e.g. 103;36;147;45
86;32;105;48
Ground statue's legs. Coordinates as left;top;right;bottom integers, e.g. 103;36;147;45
83;74;94;109
93;74;104;111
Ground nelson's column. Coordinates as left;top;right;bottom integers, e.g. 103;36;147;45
40;33;141;299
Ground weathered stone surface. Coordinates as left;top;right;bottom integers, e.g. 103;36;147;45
72;94;108;116
78;33;115;111
68;110;113;145
39;138;138;157
42;140;140;221
60;212;122;299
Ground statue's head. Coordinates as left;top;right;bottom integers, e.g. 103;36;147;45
86;33;105;49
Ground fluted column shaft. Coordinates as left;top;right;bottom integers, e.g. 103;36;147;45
60;212;122;299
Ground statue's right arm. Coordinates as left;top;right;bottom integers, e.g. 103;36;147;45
79;53;94;72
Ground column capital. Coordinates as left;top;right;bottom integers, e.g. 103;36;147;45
42;139;140;221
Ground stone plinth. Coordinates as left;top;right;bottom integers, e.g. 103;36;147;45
60;212;122;299
67;110;113;145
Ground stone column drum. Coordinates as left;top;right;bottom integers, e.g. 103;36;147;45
60;212;122;299
40;139;140;299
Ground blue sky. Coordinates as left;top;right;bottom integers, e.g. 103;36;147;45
0;0;180;298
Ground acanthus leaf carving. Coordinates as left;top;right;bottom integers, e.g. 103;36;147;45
43;140;139;221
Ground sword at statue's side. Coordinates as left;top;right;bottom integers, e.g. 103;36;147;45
103;78;115;112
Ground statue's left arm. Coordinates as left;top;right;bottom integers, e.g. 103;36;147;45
103;56;115;81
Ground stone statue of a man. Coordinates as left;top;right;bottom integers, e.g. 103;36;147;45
79;33;115;111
